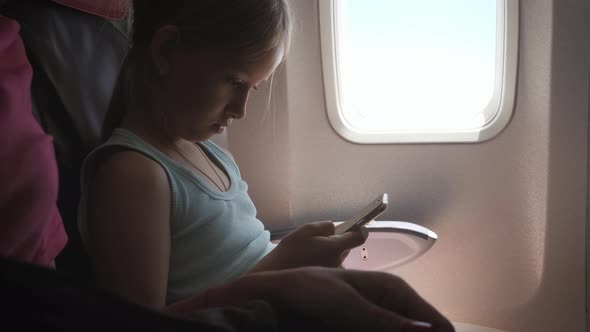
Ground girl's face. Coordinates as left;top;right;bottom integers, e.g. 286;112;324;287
158;46;284;142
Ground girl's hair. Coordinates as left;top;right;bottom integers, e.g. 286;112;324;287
102;0;293;141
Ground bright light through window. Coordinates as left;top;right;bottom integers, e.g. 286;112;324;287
320;0;518;143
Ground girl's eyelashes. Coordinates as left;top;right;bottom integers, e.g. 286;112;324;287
230;79;244;88
228;78;259;91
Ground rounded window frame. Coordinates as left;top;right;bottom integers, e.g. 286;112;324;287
319;0;519;144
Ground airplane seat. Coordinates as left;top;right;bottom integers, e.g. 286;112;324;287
1;1;131;280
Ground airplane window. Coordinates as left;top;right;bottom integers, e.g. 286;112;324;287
319;0;518;143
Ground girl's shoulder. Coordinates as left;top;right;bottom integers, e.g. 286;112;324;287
91;149;169;195
82;128;172;188
87;128;166;166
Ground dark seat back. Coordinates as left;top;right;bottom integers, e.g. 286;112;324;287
2;1;131;280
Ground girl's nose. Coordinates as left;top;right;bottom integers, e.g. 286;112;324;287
226;92;248;120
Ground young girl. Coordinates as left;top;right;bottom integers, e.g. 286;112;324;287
77;0;368;309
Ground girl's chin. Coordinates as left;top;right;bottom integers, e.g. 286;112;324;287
180;125;224;142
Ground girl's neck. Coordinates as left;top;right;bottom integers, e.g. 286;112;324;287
120;101;185;152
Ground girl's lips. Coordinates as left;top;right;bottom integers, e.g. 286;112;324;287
212;118;232;134
212;124;226;134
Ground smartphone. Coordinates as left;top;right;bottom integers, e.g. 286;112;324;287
334;193;389;235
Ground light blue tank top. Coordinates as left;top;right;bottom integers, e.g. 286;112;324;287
78;128;275;304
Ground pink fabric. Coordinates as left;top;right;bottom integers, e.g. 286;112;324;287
50;0;128;20
0;16;67;266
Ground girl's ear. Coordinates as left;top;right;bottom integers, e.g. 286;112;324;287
150;25;180;77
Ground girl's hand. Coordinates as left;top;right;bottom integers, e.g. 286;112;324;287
251;221;368;272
